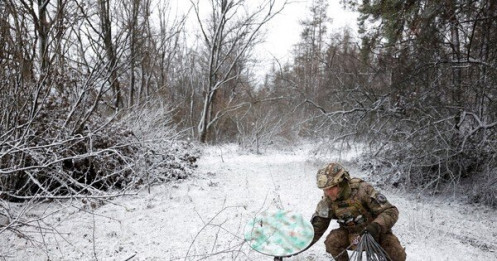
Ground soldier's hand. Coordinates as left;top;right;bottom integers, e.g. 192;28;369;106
352;235;361;246
362;222;381;241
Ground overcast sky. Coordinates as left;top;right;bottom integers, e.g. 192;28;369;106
253;0;359;82
170;0;359;82
259;0;358;62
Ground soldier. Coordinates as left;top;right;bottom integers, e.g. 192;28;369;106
277;163;406;261
310;162;406;260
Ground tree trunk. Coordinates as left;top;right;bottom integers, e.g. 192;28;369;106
446;0;462;131
128;0;140;108
37;0;50;74
99;0;121;109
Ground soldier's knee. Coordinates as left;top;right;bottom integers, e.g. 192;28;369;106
380;234;406;261
386;247;406;261
324;240;350;261
324;229;349;255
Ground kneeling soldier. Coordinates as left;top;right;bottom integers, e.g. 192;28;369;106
309;163;406;261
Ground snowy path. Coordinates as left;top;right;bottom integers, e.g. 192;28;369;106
190;145;497;261
3;144;497;260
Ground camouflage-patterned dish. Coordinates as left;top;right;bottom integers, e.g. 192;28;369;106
244;209;314;256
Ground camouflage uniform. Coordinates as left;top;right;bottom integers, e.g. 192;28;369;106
311;163;406;261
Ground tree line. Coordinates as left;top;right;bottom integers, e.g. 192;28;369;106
283;0;497;206
1;0;496;207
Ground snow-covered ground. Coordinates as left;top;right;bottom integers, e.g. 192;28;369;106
2;143;497;260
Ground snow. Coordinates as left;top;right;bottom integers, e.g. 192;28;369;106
2;142;497;260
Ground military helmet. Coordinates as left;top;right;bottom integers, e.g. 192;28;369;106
316;163;350;189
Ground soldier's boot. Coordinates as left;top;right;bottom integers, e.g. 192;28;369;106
379;232;406;261
324;228;350;261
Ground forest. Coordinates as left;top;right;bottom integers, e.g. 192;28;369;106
1;0;496;241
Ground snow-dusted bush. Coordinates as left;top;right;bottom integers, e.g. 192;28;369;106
122;104;200;185
0;101;200;245
305;96;497;208
0;102;199;200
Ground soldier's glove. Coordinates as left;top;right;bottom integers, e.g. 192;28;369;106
362;222;381;242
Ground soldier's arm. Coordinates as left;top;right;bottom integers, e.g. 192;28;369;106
308;196;333;246
310;214;331;245
361;182;399;232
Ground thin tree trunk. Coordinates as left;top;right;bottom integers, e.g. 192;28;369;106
128;0;139;108
37;0;50;75
99;0;121;109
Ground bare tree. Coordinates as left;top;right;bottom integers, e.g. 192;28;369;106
98;0;122;109
190;0;287;143
127;0;140;108
17;0;64;75
152;0;188;104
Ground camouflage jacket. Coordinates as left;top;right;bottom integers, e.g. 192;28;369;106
310;178;399;244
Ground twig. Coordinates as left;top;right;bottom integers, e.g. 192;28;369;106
124;253;137;261
184;205;245;261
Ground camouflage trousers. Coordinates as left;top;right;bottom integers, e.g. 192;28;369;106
324;227;406;261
